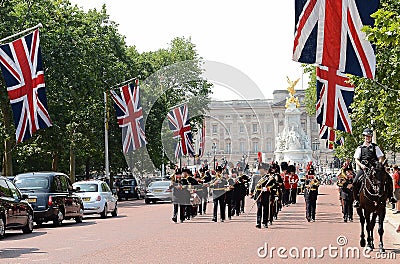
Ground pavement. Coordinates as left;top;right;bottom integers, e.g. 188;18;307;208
386;203;400;233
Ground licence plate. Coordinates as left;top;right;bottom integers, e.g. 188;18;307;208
83;197;91;201
27;198;37;203
125;191;129;193
153;189;163;193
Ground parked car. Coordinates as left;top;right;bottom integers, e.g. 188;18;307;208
14;172;84;227
117;177;145;201
0;176;34;238
144;181;172;204
73;180;117;218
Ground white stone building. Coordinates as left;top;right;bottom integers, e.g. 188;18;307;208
202;90;335;171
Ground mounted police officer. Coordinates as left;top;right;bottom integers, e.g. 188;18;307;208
353;128;397;208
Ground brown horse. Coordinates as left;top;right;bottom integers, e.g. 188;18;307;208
356;162;388;253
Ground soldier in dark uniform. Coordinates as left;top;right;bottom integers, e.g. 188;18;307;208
197;167;211;215
239;169;249;213
304;170;320;222
353;128;397;207
187;169;200;219
250;163;271;229
171;169;186;223
269;162;282;220
224;170;234;220
230;169;242;217
340;167;355;222
211;165;227;222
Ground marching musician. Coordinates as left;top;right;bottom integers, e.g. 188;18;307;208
197;167;211;215
239;168;250;213
280;162;290;206
225;170;234;220
340;167;355;222
250;162;271;229
288;165;299;204
304;168;320;222
170;169;188;223
269;162;282;221
211;165;228;222
230;169;242;217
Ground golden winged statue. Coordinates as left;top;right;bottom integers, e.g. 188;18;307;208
287;76;300;96
285;77;301;108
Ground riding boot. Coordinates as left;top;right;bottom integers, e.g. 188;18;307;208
353;180;360;208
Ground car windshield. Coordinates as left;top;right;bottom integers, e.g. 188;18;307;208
149;181;170;187
14;176;50;189
73;183;98;192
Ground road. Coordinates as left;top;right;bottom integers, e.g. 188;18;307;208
0;185;399;264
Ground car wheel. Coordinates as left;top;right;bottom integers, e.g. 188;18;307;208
111;204;118;217
22;213;34;234
75;207;84;223
0;217;5;239
145;199;150;204
53;209;64;227
100;204;107;219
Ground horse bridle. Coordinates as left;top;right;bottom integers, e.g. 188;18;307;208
362;166;386;203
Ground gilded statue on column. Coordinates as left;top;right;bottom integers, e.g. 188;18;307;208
285;76;300;108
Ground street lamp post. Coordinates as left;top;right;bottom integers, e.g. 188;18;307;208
212;143;217;170
312;138;320;173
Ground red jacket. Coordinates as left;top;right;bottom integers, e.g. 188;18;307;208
282;173;291;190
289;174;299;189
394;171;400;189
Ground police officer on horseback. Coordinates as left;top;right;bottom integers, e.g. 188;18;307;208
353;128;397;208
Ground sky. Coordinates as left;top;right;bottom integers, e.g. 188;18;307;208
69;0;306;100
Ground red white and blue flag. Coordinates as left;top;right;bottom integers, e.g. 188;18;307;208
110;79;147;154
0;29;52;143
167;104;194;158
316;65;354;133
293;0;379;79
198;119;206;158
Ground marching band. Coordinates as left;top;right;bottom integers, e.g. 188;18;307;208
168;159;326;229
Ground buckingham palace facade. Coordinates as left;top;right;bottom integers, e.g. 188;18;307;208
203;90;335;171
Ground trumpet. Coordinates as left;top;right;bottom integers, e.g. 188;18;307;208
307;178;320;191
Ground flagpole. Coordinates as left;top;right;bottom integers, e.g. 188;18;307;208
0;23;43;44
104;92;110;183
109;77;137;90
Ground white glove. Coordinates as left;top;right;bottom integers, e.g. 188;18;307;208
262;187;268;192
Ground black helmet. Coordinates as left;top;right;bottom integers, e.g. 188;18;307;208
362;128;373;137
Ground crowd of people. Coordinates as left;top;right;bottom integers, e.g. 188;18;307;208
168;160;321;228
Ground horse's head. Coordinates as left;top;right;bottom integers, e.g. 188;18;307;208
365;162;387;196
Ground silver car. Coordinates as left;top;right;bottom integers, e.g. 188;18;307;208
145;181;172;204
73;180;117;218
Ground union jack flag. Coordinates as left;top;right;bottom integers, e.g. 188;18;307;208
198;119;206;158
316;65;354;133
110;80;147;154
167;104;194;158
0;29;52;143
293;0;379;79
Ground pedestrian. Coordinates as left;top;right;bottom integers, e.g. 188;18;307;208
392;165;400;214
304;170;320;222
353;128;397;207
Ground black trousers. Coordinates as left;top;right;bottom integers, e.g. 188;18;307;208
213;195;226;220
289;188;297;204
343;198;353;219
225;192;232;218
283;189;290;205
240;195;245;212
305;198;316;220
173;203;186;222
256;193;270;225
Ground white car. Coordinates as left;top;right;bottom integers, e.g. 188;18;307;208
73;180;117;218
